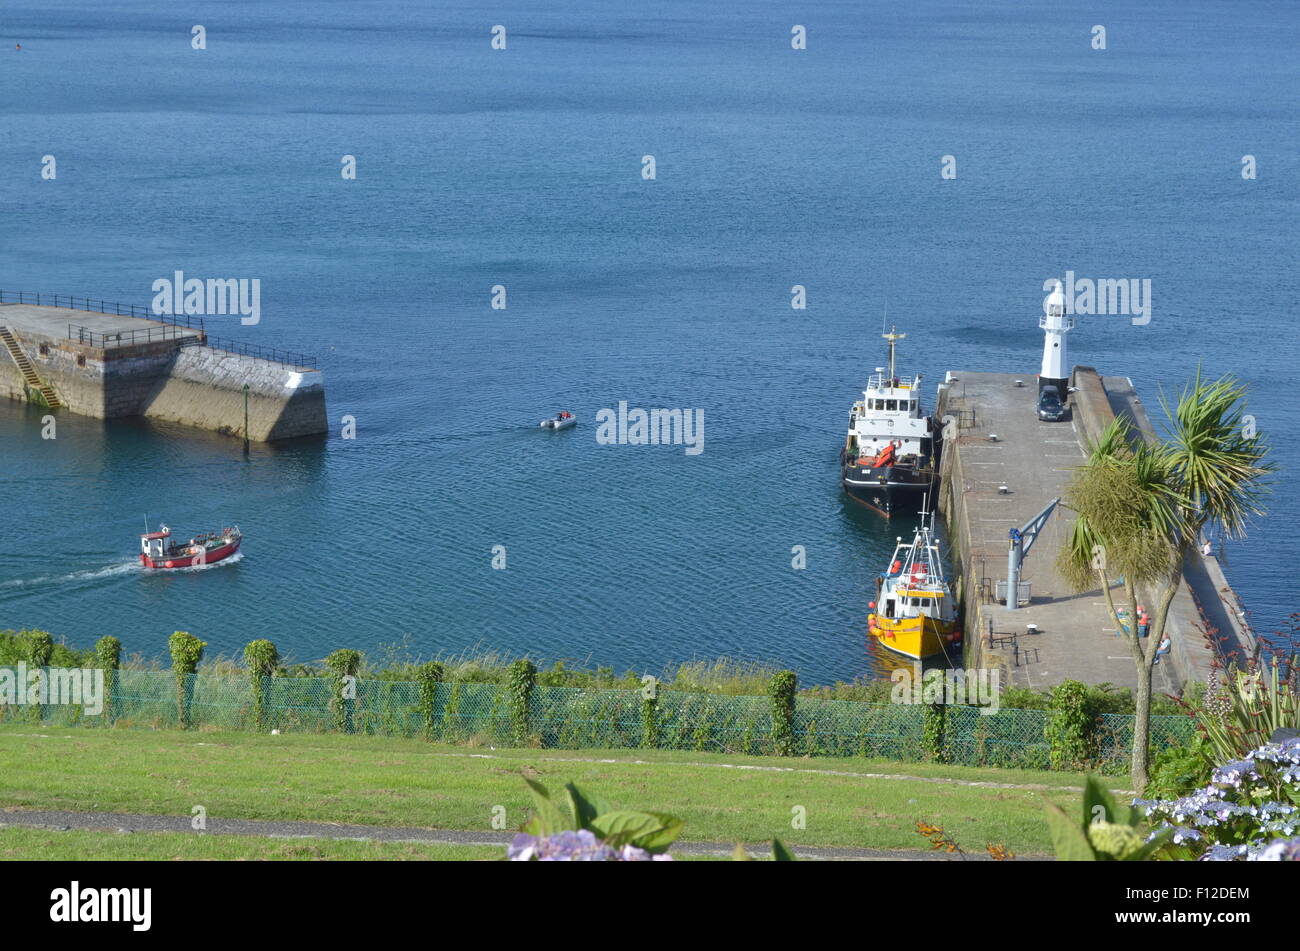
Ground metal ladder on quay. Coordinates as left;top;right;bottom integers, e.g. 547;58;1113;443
0;325;62;408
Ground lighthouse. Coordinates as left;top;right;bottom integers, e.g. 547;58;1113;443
1039;279;1075;396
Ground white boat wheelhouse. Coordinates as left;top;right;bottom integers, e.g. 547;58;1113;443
846;371;931;461
844;328;932;464
878;522;956;626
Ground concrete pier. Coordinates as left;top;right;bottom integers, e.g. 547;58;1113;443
0;299;326;442
936;368;1254;690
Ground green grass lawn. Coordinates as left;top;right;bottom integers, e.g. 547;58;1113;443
0;826;500;861
0;726;1127;856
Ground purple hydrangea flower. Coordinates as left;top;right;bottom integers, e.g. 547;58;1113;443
507;829;673;861
1212;759;1259;789
1134;736;1300;860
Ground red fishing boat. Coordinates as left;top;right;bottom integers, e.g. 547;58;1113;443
139;524;242;570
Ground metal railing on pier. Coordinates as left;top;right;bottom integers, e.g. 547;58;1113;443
68;323;196;348
194;334;318;370
1;289;204;331
2;290;317;370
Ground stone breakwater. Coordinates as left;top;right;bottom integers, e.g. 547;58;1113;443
0;302;325;442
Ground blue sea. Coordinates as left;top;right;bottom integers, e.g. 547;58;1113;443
1;0;1296;683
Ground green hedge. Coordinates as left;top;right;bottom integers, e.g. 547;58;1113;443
0;666;1195;772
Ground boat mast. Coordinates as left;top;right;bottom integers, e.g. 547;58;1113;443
882;325;905;382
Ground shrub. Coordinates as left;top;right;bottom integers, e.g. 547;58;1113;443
22;630;53;667
0;630;19;665
94;636;121;724
507;659;537;744
416;662;444;740
1189;658;1299;765
1045;680;1095;770
244;639;280;732
17;630;54;723
923;702;948;763
641;679;659;750
1083;683;1133;715
999;686;1050;710
49;643;87;667
325;649;362;733
770;670;797;756
94;636;121;670
1145;737;1214;801
168;631;206;729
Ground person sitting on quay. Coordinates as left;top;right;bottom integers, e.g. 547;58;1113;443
1154;634;1172;665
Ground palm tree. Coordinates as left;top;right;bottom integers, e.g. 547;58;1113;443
1058;370;1272;790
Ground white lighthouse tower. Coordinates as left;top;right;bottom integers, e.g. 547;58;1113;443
1039;279;1075;396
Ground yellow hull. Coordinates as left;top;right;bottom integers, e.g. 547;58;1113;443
868;614;958;660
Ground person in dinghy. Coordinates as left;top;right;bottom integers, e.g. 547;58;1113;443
539;411;577;430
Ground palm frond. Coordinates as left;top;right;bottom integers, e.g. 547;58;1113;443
1160;371;1274;541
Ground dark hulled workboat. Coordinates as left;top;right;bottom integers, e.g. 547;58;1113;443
839;327;936;517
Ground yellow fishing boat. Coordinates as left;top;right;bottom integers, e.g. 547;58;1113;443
867;515;960;660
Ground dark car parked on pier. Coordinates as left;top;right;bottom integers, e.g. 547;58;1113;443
1036;385;1068;422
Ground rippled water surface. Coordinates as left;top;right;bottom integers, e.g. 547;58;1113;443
1;0;1296;682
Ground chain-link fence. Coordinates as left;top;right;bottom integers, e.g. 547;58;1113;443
0;668;1196;771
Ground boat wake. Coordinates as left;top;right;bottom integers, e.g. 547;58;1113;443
0;560;141;594
0;552;243;594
